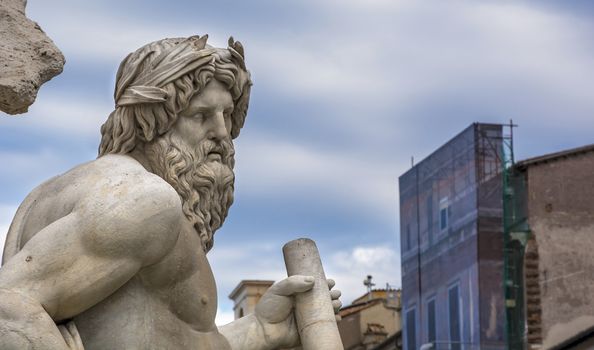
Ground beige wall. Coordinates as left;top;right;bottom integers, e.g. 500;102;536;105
338;312;362;349
338;301;401;350
231;282;273;319
524;152;594;349
359;303;400;336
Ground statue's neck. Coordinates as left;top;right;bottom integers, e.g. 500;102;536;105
128;145;155;174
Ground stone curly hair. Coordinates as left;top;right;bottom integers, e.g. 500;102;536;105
98;35;251;157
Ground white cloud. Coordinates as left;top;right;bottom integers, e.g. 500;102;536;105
248;1;594;138
20;95;111;139
352;246;396;267
235;135;398;225
209;239;400;315
326;245;400;305
250;41;389;101
27;2;232;64
209;241;287;295
25;0;594;153
216;309;236;326
0;148;79;187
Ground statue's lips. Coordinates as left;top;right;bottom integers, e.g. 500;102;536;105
207;152;222;162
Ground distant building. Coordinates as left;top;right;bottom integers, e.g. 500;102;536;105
505;144;594;349
338;288;402;350
398;123;506;350
399;120;594;349
229;279;402;349
373;332;403;350
228;280;274;319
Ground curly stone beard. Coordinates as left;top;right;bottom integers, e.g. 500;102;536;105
145;132;235;252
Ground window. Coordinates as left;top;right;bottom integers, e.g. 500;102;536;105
440;207;448;230
426;194;433;244
405;308;417;350
406;223;411;251
449;285;461;350
427;299;436;344
440;197;449;231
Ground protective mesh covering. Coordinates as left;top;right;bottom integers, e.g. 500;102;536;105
399;123;506;350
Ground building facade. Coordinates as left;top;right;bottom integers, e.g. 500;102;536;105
507;145;594;349
228;280;275;320
229;280;403;349
399;123;506;350
338;289;402;350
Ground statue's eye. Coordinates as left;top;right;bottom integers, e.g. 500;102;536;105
193;108;209;120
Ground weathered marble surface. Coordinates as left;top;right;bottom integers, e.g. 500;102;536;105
0;35;341;350
0;0;64;114
284;239;344;350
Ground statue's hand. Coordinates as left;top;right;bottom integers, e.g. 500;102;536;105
57;321;84;350
254;276;342;349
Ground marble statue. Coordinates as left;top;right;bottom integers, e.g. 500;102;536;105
0;35;341;350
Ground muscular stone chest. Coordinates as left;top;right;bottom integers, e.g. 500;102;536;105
73;223;225;349
138;222;218;329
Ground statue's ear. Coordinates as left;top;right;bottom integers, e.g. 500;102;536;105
231;79;251;139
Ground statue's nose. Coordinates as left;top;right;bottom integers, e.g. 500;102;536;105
207;111;228;141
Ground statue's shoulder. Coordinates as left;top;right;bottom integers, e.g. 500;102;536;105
78;154;181;214
28;154;182;229
72;154;182;263
3;155;182;265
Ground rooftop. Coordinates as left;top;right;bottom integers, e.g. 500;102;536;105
515;143;594;170
339;298;384;318
340;288;401;317
228;280;275;300
399;122;505;180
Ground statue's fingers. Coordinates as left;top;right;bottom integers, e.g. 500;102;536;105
327;278;335;290
255;292;293;323
335;314;342;322
58;324;76;349
332;299;342;313
271;275;314;296
330;289;341;300
66;322;84;350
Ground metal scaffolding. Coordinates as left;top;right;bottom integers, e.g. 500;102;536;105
501;120;530;350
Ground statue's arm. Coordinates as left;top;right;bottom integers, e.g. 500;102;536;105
0;180;181;350
219;314;271;350
219;314;270;350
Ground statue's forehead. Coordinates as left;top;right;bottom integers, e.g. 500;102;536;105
188;80;234;109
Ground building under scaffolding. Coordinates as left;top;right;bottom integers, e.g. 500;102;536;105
506;143;594;349
399;123;507;350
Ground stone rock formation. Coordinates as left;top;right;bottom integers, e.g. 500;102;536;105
0;0;65;114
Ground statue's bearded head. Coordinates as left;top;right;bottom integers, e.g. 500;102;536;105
98;35;251;251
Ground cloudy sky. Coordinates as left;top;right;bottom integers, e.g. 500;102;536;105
1;0;593;325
